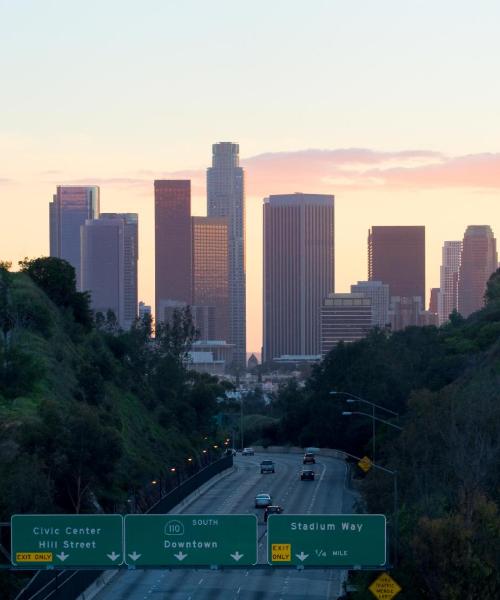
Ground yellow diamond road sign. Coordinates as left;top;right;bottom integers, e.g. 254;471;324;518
358;456;373;473
369;572;402;600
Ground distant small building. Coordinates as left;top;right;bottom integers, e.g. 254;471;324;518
138;301;151;320
321;293;372;355
389;296;438;330
188;340;235;375
247;354;259;370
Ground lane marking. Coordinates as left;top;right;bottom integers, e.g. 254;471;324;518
306;462;327;513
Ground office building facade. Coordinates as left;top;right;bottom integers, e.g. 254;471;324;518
368;226;425;301
81;213;138;329
49;185;100;289
458;226;498;317
154;180;192;324
438;241;462;325
207;143;246;367
350;280;390;328
263;193;335;363
192;216;229;342
321;293;372;355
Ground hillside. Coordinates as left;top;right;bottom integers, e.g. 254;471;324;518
0;259;225;519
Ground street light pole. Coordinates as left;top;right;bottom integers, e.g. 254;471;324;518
330;390;399;417
336;448;399;567
330;391;400;464
239;393;244;450
342;410;403;431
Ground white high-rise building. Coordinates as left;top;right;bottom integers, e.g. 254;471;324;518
207;143;246;368
350;281;390;328
438;241;462;325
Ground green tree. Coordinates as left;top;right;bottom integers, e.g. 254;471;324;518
19;257;93;329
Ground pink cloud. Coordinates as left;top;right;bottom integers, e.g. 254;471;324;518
54;149;500;197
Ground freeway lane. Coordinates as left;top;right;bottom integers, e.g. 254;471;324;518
93;452;352;599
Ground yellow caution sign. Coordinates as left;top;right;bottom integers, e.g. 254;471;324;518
271;543;291;561
358;456;373;473
369;572;402;600
16;552;53;563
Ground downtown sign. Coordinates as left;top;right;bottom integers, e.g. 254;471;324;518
11;513;386;569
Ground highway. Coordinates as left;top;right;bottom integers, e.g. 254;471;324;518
93;452;355;599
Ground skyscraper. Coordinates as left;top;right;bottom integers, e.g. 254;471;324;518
207;143;246;367
81;213;138;329
368;226;425;301
192;216;229;341
438;241;462;325
263;193;335;363
154;180;192;323
321;293;372;356
49;185;100;288
350;280;390;328
458;226;498;317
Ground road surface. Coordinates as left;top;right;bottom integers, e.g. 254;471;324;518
93;452;355;599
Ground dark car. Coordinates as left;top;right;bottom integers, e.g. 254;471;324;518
264;505;284;522
300;469;315;480
303;452;315;464
260;460;275;474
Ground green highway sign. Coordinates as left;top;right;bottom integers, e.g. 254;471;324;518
11;515;123;567
124;514;258;566
267;514;386;567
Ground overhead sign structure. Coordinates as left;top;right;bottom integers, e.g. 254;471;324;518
124;514;258;566
267;514;386;567
369;572;402;600
11;515;123;567
358;456;373;473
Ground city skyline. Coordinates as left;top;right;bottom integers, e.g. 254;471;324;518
2;0;500;352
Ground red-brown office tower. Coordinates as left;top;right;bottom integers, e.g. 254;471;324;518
155;180;192;323
458;225;498;318
368;226;425;301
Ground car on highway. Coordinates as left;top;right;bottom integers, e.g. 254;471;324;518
264;505;284;522
300;468;315;480
242;447;255;456
255;493;272;508
303;452;315;464
260;459;275;474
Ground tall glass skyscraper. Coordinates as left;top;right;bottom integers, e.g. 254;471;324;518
81;213;138;329
192;216;229;342
49;185;100;289
263;193;335;363
207;143;246;367
437;240;462;325
458;226;498;318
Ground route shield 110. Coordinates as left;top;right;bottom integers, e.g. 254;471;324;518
124;514;258;566
267;514;386;567
11;514;123;567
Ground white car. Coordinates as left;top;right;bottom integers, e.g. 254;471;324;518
242;447;255;456
255;493;272;508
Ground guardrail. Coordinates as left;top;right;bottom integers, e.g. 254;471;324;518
12;454;233;600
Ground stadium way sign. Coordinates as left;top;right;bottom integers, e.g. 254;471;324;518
267;514;386;567
124;514;258;566
11;515;123;567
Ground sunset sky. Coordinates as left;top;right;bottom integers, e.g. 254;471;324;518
1;0;500;352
